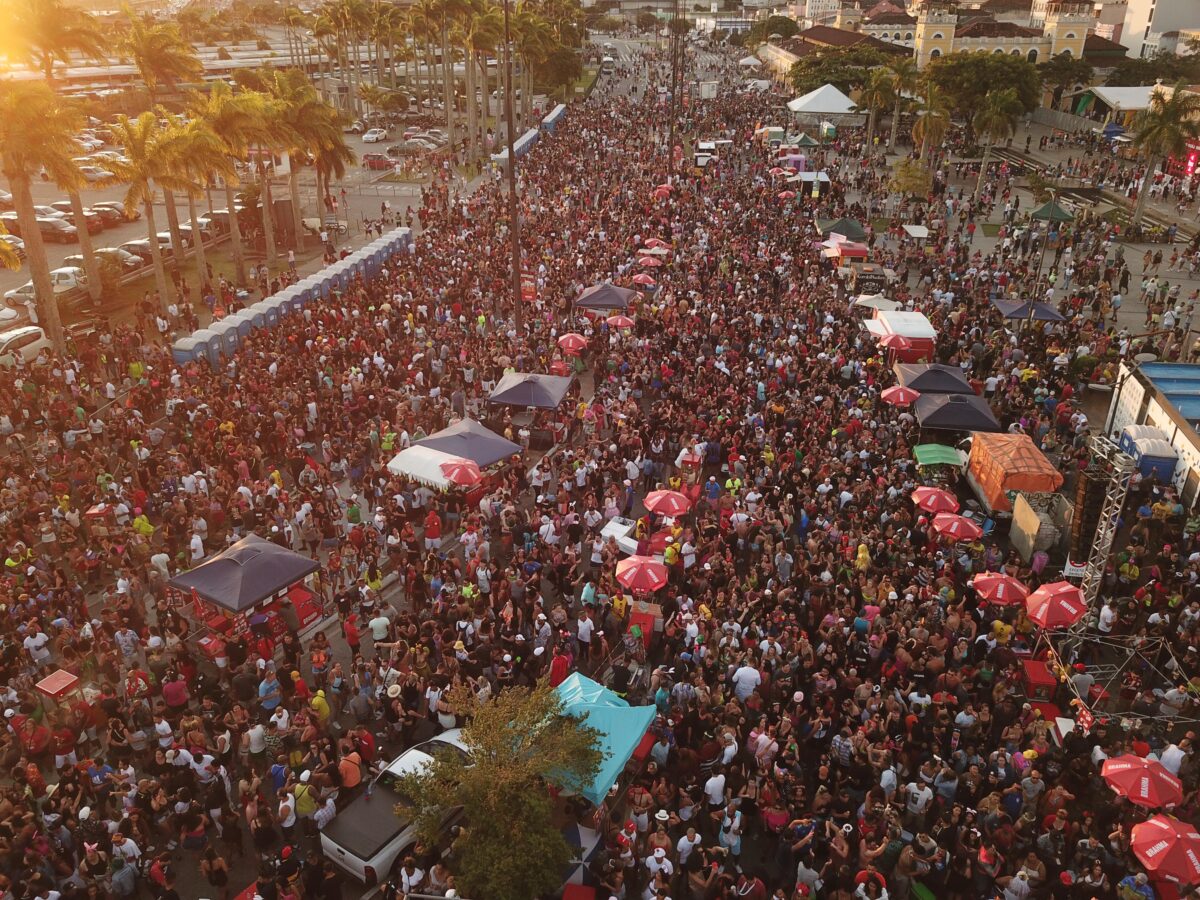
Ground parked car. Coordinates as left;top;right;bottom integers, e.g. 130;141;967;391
158;229;191;249
81;205;127;229
320;730;469;884
90;201;139;222
31;205;67;220
117;240;157;264
36;218;79;244
343;120;365;134
78;165;114;183
4;266;88;307
46;204;104;234
0;325;51;365
0;191;12;211
0;234;25;259
203;207;244;233
64;247;143;273
362;128;388;143
361;152;392;170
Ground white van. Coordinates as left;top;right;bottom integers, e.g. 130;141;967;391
3;266;88;307
320;730;469;885
601;56;615;74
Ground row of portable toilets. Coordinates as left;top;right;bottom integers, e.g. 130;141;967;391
170;228;414;368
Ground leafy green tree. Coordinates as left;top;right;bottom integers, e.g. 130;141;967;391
746;14;798;44
890;157;932;198
886;57;918;151
912;83;949;158
534;45;584;93
927;52;1039;126
1106;52;1200;87
973;87;1023;196
1129;83;1200;226
789;45;885;95
1038;52;1093;108
5;0;106;83
392;681;603;900
1026;169;1055;204
636;11;658;31
120;13;204;107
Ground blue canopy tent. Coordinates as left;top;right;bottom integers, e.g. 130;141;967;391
555;673;655;806
992;298;1066;322
415;417;522;467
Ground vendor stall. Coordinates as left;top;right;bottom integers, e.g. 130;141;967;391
915;393;1002;433
415;417;522;468
863;312;937;363
167;535;326;658
966;432;1065;514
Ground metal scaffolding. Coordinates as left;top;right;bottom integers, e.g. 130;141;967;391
1078;435;1136;612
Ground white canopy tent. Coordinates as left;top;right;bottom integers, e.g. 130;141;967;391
787;84;858;116
386;445;461;490
738;55;762;68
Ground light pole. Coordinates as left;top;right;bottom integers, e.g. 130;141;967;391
502;0;523;328
667;0;681;181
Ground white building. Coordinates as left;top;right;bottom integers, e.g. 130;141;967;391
1122;0;1200;57
803;0;841;26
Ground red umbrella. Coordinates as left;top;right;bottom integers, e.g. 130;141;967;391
970;572;1030;606
632;273;656;286
644;489;693;517
655;183;673;192
769;166;785;175
606;314;635;329
549;359;571;376
1132;815;1200;883
616;555;669;593
439;457;482;487
1026;581;1086;629
1103;756;1184;809
932;512;983;541
777;190;796;200
645;238;669;249
878;333;913;350
557;332;587;355
652;187;671;200
881;385;921;406
911;486;959;514
638;256;663;267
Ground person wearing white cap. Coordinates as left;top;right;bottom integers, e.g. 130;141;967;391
644;845;674;879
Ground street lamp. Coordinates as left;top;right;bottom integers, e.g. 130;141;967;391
502;0;523;328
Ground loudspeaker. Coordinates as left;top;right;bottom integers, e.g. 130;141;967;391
1071;468;1106;559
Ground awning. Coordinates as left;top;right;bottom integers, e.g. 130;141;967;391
415;417;521;467
386;445;460;489
167;534;320;613
787;83;857;115
555;673;655;806
894;362;973;394
1030;200;1074;223
902;224;930;239
816;217;866;241
488;372;574;409
914;443;966;466
915;393;1002;432
738;55;761;68
992;298;1066;322
854;293;901;312
575;282;637;310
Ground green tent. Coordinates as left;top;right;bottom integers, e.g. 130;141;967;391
795;133;819;147
1030;200;1074;223
913;443;963;466
816;217;867;241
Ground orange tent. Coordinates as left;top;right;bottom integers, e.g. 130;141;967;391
967;433;1064;513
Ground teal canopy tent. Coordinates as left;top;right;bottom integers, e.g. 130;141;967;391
555;673;655;805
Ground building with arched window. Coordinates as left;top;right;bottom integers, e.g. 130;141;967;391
909;0;1092;66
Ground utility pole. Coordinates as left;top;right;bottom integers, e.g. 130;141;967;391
667;0;682;180
502;0;523;328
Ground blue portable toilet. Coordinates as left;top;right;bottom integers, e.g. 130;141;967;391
210;319;241;357
1120;425;1179;482
222;311;252;341
191;328;222;367
242;304;268;330
172;336;202;365
259;301;280;327
286;287;306;313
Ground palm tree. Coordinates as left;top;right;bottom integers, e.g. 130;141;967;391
0;226;20;273
912;83;950;160
120;12;203;107
168;118;237;294
8;0;106;83
314;132;356;221
258;68;349;251
461;0;502;161
0;82;84;353
434;0;472;142
514;7;554;129
107;112;197;311
973;87;1023;198
1129;82;1200;227
886;57;918;152
859;68;895;158
189;82;264;286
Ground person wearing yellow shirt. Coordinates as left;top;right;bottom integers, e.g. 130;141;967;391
310;690;331;727
131;511;155;537
991;620;1013;645
664;540;680;567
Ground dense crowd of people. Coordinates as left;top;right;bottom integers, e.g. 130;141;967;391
0;36;1198;900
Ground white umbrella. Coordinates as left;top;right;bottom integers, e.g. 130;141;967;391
640;246;670;256
854;294;901;312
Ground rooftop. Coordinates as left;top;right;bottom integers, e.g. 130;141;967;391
866;9;917;24
953;19;1041;37
1083;32;1129;57
785;24;912;53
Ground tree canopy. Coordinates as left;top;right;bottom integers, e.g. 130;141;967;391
1038;52;1093;106
1105;51;1200;87
926;52;1040;120
747;14;799;45
391;681;604;900
789;45;887;95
